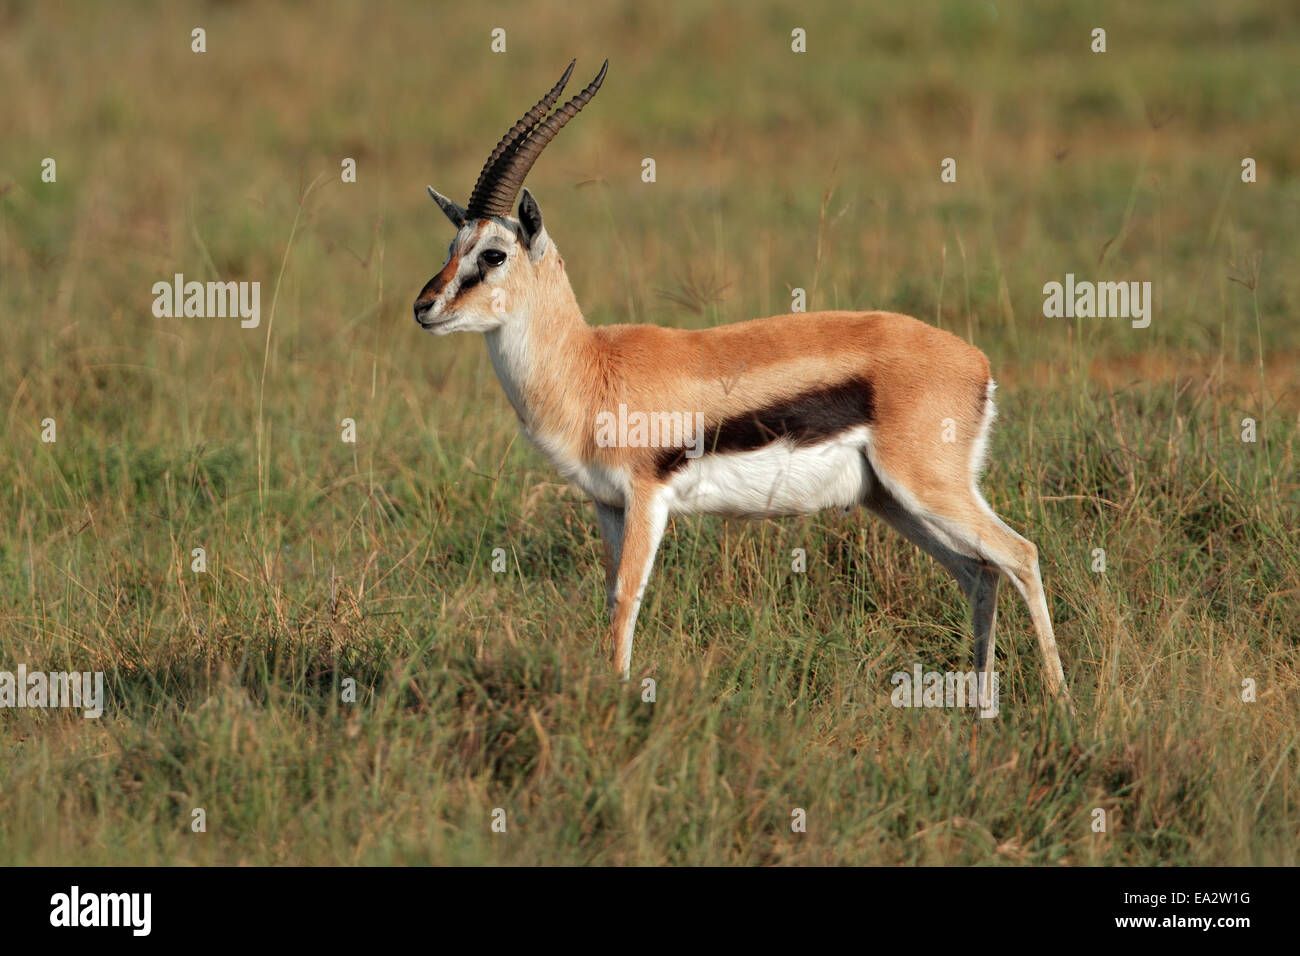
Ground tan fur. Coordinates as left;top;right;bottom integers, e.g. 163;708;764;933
486;256;992;492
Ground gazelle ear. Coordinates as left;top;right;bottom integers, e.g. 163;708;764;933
427;186;467;227
518;188;548;258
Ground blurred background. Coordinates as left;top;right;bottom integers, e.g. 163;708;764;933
0;1;1296;865
4;1;1298;389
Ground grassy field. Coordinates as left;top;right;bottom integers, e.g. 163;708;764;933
1;0;1297;865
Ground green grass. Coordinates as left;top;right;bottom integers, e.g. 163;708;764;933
0;0;1297;864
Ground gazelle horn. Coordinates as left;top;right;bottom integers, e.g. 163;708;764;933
465;59;608;219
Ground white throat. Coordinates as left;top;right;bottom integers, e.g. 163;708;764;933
484;320;533;426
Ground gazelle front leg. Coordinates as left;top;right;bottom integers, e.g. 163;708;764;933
607;484;671;680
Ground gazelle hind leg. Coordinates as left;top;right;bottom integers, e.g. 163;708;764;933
593;500;625;616
935;501;1069;705
865;453;1069;705
980;512;1070;705
863;474;995;675
969;564;999;679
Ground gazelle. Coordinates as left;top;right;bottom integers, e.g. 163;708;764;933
414;60;1070;707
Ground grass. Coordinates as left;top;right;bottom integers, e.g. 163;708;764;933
0;0;1297;865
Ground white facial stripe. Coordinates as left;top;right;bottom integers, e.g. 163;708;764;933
423;220;520;329
456;221;513;278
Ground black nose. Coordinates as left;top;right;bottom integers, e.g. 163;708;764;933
413;300;430;325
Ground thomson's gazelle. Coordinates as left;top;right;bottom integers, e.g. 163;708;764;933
414;61;1070;706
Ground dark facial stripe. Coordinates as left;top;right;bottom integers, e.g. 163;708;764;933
654;376;876;478
456;268;483;297
414;223;488;311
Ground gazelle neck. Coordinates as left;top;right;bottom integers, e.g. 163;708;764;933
483;250;596;436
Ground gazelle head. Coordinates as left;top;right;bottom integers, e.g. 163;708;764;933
414;59;607;335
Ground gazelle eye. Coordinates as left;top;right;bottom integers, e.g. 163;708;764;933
481;249;507;267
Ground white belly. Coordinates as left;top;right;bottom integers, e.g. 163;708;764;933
666;428;872;517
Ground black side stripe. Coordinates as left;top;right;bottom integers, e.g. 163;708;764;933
654;376;875;478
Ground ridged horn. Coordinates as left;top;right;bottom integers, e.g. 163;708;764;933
465;59;575;218
465;59;607;219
